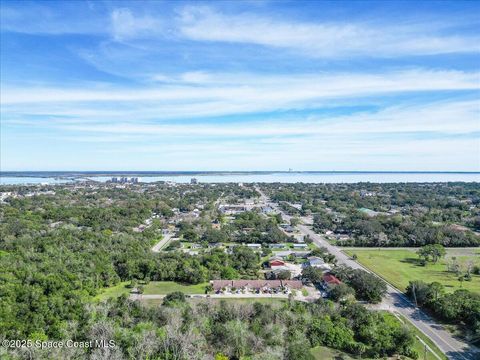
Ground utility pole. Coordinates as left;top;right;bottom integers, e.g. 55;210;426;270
412;283;418;307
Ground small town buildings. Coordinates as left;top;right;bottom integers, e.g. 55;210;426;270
269;243;285;249
246;243;262;249
211;279;303;293
111;177;138;184
271;265;290;273
273;251;291;259
281;280;303;291
336;234;351;242
293;243;308;249
307;256;324;267
219;204;247;215
269;259;286;267
273;250;310;259
293;235;305;243
280;224;294;232
306;256;332;272
262;206;275;215
322;273;341;288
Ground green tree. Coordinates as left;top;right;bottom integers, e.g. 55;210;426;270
329;283;355;302
162;291;187;306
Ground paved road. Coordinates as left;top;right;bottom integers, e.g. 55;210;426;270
255;187;479;360
131;292;315;302
151;232;174;252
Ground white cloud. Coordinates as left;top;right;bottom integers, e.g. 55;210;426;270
178;6;480;57
25;99;478;140
3;69;478;109
110;8;162;41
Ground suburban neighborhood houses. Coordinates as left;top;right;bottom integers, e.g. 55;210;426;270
2;180;479;360
211;279;303;294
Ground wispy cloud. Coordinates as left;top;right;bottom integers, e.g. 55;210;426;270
49;99;477;138
110;8;163;41
1;1;479;171
178;6;480;57
3;69;478;110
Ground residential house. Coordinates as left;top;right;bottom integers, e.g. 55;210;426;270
322;274;341;289
273;251;291;259
306;256;332;272
270;265;290;273
307;256;325;267
269;259;286;267
293;243;308;249
280;224;294;232
281;280;303;291
211;279;302;294
336;234;351;242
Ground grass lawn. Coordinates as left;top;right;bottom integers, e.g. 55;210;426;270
344;249;479;293
143;281;208;295
94;281;209;301
93;281;131;301
141;297;287;307
310;346;356;360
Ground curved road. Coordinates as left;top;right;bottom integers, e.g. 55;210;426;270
256;187;479;360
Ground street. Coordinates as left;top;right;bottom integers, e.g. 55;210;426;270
151;232;174;252
255;187;480;360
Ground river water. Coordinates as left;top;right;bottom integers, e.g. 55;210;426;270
1;172;479;184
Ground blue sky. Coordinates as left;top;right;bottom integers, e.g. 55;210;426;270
1;0;479;171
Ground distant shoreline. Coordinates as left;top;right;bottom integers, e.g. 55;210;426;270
2;170;480;178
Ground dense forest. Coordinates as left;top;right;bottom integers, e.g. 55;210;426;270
1;294;419;360
264;182;480;247
0;184;260;341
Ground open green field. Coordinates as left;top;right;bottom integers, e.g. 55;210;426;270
93;281;131;301
94;281;208;301
141;297;287;307
310;346;356;360
143;281;208;295
343;248;479;293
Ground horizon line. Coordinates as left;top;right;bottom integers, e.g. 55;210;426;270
2;170;480;176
